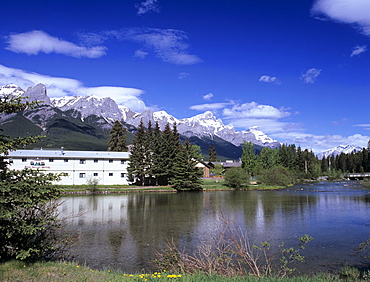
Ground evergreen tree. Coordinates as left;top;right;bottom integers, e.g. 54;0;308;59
258;147;279;170
151;121;165;185
321;156;329;174
127;120;147;185
171;139;203;191
241;141;257;175
108;120;128;151
161;123;181;185
0;95;63;260
208;144;217;162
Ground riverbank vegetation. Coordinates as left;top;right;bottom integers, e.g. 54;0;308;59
0;260;364;281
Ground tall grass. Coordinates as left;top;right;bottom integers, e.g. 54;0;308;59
0;260;343;281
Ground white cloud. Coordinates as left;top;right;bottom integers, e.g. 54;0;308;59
312;0;370;36
5;30;106;58
222;102;291;119
0;64;148;113
259;75;281;85
178;72;190;79
134;49;148;59
79;28;202;65
300;68;321;84
351;45;367;57
136;0;160;15
203;93;213;100
275;132;370;153
189;102;232;111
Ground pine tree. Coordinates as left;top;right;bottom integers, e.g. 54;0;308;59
0;94;63;260
108;120;128;151
144;120;154;185
172;139;203;191
151;121;165;185
127;120;147;185
160;123;181;185
208;144;217;162
241;141;257;175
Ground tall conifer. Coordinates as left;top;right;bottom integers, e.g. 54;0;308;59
127;120;147;185
108;120;128;151
172;139;203;191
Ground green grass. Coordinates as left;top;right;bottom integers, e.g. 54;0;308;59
0;260;344;282
57;179;287;194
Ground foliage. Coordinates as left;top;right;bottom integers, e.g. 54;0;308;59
127;120;147;185
154;218;313;278
128;121;202;189
210;164;224;176
224;167;249;189
0;260;343;282
208;144;217;162
86;176;100;193
0;93;66;262
171;139;203;191
0;169;63;261
241;141;257;176
257;166;294;187
108;120;128;152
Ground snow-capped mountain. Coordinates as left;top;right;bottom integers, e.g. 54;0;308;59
1;83;279;148
0;84;25;96
316;145;363;160
126;110;280;148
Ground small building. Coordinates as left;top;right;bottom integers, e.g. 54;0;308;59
5;149;130;185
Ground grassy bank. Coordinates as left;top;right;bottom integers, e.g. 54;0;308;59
57;179;286;194
0;260;343;281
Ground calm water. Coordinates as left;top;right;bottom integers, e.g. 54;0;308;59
58;181;370;274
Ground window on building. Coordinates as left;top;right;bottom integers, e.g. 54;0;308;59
109;173;113;176
49;159;54;162
121;173;125;178
79;173;86;178
94;159;98;163
64;159;68;163
109;159;113;163
22;158;27;162
93;173;98;177
121;160;126;164
30;161;34;165
61;172;69;176
80;159;86;164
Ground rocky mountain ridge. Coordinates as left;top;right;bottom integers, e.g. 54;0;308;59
316;144;363;160
1;83;280;148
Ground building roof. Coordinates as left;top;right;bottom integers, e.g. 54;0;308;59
6;149;130;159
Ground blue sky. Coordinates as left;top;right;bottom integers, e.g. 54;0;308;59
1;0;370;152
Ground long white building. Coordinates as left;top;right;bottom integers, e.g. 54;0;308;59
6;149;130;185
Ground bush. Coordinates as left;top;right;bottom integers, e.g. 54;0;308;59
0;169;67;261
257;166;294;187
224;167;249;189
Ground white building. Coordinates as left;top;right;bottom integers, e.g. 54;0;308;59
5;149;130;185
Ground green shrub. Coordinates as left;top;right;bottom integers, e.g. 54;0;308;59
257;166;294;187
224;167;249;189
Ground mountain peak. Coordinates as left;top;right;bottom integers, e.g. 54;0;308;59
317;144;363;159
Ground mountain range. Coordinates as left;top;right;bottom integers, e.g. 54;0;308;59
316;145;363;160
0;83;364;159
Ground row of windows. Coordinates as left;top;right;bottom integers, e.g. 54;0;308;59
78;173;126;178
21;158;127;164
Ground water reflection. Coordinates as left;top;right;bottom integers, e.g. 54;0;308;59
58;182;370;274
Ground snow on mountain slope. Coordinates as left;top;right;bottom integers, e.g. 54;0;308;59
317;145;363;159
2;83;280;148
51;95;123;121
0;84;25;96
